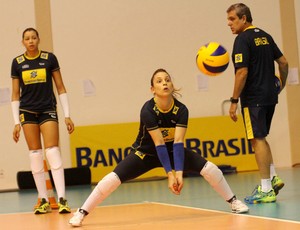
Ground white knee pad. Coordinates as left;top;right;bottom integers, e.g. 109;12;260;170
81;172;122;213
45;146;63;170
200;161;223;186
29;149;44;174
96;172;121;197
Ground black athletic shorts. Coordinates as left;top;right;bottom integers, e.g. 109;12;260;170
19;110;58;126
241;105;275;139
113;148;207;183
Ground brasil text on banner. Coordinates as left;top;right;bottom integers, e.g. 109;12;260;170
70;115;257;184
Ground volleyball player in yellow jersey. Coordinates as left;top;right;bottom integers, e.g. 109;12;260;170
11;28;74;214
69;68;249;227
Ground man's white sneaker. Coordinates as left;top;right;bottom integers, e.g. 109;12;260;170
69;209;86;227
231;199;249;214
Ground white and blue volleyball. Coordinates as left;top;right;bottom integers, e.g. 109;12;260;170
196;42;229;76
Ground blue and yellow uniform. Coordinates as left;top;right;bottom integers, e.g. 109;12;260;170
11;50;59;124
132;98;188;155
11;50;59;112
232;26;284;138
114;98;207;182
232;26;283;107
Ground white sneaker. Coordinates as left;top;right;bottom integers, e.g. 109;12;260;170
231;199;249;214
69;209;86;227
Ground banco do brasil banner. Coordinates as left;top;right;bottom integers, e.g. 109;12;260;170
70;115;257;183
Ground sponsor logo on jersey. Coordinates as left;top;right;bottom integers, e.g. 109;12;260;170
22;68;47;85
40;52;49;60
172;105;179;115
22;64;29;69
235;54;243;63
134;151;146;159
160;127;175;142
153;105;160;115
16;55;25;64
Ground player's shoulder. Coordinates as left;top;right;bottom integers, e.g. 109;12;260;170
172;98;188;116
13;53;26;64
243;26;271;37
141;98;159;116
141;98;155;110
174;98;187;109
40;50;56;60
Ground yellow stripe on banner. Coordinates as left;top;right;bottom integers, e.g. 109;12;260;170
243;107;254;139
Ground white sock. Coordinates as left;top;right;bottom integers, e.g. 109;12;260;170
51;168;65;199
29;149;48;200
200;161;234;201
81;172;121;213
46;146;65;199
270;164;277;179
261;178;272;192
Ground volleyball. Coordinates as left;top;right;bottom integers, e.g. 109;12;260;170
274;74;282;94
196;42;229;76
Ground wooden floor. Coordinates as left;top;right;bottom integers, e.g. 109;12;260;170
1;202;300;230
1;167;300;229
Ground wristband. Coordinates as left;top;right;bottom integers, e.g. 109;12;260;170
173;142;185;171
59;93;70;118
230;97;239;103
156;145;172;173
11;101;20;125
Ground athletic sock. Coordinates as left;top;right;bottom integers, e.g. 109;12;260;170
270;164;277;179
261;178;272;192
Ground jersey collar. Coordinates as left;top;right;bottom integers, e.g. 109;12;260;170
244;25;256;32
154;97;174;113
24;50;41;60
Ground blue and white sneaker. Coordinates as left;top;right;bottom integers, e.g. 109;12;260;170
244;185;276;204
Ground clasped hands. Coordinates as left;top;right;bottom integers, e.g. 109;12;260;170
167;171;183;195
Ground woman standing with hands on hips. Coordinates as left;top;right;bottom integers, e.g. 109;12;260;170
69;68;249;227
11;27;74;214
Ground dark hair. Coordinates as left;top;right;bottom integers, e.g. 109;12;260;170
151;68;169;87
227;3;253;23
151;68;181;98
22;27;39;39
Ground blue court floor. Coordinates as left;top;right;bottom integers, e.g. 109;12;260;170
0;167;299;222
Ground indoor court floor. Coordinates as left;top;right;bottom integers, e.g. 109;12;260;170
0;167;299;229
